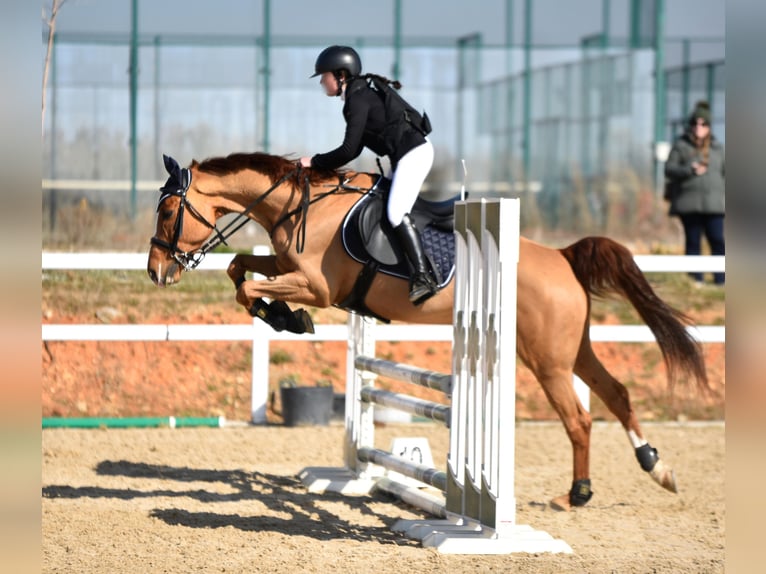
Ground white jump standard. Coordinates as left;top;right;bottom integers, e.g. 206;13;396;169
300;199;572;554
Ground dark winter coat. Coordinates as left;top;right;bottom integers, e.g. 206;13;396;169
664;132;725;216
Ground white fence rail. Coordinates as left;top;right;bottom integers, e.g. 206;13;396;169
41;179;541;194
42;251;725;422
42;251;726;274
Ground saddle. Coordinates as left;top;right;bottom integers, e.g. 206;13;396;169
338;176;458;321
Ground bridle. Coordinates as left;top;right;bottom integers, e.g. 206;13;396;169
150;165;223;271
150;155;367;271
150;158;301;271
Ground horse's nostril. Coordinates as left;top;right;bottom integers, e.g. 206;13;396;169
148;269;158;284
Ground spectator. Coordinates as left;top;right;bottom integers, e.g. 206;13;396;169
664;100;725;286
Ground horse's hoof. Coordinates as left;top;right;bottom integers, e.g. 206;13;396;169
569;478;593;506
649;459;678;493
293;308;316;334
550;493;572;512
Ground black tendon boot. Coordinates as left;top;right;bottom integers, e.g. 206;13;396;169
394;214;439;305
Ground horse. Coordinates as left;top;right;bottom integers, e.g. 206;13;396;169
147;151;709;510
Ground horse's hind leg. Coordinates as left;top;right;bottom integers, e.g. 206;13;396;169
531;366;594;511
574;338;678;494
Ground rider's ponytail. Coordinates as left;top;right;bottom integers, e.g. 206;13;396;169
361;73;402;91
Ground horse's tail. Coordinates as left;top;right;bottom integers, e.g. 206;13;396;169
560;236;709;392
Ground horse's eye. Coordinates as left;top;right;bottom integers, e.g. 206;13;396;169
161;208;174;221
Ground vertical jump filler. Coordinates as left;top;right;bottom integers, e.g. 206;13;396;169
300;199;572;554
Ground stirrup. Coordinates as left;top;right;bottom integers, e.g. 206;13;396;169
409;276;438;305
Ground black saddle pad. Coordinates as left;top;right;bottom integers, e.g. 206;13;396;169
341;189;456;288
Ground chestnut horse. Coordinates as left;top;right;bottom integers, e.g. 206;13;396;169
147;152;708;510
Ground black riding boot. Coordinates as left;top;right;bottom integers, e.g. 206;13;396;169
394;214;439;305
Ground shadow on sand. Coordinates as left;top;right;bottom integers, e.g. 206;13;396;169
43;459;418;545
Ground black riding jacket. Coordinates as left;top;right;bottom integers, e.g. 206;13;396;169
310;77;426;171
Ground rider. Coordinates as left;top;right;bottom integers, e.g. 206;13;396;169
299;45;438;305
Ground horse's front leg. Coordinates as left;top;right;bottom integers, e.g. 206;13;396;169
226;255;321;334
226;253;280;286
237;273;329;308
234;270;331;335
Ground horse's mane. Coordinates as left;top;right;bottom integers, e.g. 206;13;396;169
192;152;346;187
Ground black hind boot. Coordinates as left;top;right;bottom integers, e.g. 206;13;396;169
394;214;439;305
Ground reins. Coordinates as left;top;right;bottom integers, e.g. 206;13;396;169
152;163;375;270
270;171;367;254
196;168;300;255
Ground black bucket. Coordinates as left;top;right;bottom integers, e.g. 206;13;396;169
280;385;334;427
332;393;345;421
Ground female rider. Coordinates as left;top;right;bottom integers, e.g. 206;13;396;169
299;45;438;305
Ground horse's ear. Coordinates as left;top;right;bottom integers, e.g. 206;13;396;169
190;159;200;168
163;154;181;177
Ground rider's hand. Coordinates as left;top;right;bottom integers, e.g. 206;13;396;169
299;156;312;168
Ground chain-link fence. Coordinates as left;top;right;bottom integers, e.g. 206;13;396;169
42;32;724;246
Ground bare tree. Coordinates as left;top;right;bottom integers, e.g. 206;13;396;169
42;0;69;138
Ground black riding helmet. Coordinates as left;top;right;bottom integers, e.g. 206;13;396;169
310;45;362;78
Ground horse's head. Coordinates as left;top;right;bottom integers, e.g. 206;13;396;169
147;155;219;286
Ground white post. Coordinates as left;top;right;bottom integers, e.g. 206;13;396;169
249;244;275;424
447;203;469;517
344;314;377;477
462;200;484;523
480;199;519;535
250;323;270;424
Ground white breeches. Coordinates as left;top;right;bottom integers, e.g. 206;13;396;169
387;138;434;227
